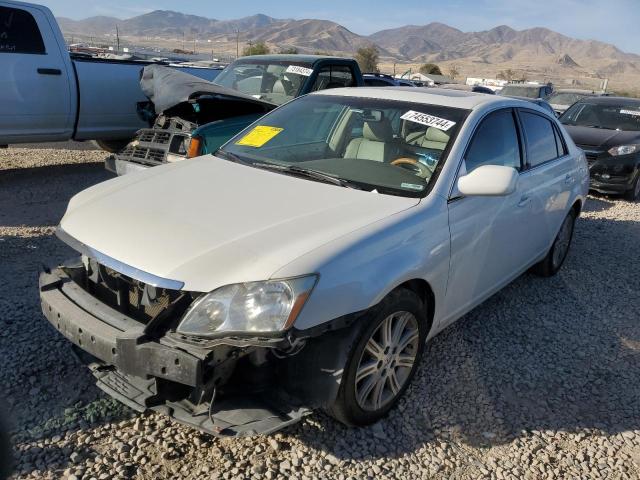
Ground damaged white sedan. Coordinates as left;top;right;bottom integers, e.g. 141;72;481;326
40;87;589;436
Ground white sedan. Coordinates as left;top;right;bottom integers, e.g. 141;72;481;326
40;87;589;436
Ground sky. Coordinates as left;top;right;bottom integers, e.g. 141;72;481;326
45;0;640;54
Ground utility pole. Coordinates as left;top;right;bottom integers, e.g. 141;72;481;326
235;28;239;59
393;63;396;76
182;31;185;51
193;37;196;54
115;25;120;53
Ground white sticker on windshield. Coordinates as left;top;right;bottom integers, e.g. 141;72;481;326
286;65;314;77
401;182;425;191
401;110;456;131
620;109;640;117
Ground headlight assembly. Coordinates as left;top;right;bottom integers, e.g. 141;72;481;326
608;145;638;157
176;276;317;337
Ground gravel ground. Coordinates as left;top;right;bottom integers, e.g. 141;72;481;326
1;147;639;480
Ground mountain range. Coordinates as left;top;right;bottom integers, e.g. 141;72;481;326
58;10;640;85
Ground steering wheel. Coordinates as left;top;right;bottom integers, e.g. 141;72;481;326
391;157;432;179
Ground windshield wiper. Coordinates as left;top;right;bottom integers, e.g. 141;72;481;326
215;149;249;165
252;162;362;189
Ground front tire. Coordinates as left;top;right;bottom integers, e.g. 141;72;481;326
624;172;640;201
532;209;576;277
327;289;427;426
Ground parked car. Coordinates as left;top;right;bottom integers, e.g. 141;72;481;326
0;1;222;152
547;89;608;116
108;55;365;175
40;88;588;436
560;96;640;200
363;74;419;87
500;83;554;100
438;83;496;95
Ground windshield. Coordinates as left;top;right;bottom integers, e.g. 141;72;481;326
500;85;540;99
213;60;311;105
560;102;640;131
218;95;468;198
548;92;590;105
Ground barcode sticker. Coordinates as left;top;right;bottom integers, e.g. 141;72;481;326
285;65;314;76
401;110;456;131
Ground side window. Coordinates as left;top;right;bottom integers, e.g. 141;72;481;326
520;111;560;167
465;109;522;172
0;7;45;54
311;65;356;91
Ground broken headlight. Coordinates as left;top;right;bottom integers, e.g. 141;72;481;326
176;276;317;337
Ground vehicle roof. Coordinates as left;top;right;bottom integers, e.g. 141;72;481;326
240;54;352;64
576;96;640;106
313;87;524;110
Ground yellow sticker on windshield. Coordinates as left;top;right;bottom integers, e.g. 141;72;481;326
235;126;284;148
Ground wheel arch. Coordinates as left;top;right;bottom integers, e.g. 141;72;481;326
392;278;435;335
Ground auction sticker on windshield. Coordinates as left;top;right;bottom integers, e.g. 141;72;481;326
620;109;640;117
401;110;456;131
286;65;314;76
236;126;284;148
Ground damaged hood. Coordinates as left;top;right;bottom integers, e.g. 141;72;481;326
59;157;419;292
141;64;274;114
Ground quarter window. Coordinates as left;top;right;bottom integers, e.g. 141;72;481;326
465;109;522;172
520;111;560;167
0;7;45;54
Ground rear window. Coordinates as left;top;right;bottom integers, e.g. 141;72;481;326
0;6;45;54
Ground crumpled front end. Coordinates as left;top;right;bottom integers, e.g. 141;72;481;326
39;258;359;437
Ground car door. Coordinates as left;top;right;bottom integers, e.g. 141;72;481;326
516;109;574;255
0;4;73;143
442;108;539;326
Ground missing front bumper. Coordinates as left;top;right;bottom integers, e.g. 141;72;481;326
39;266;315;436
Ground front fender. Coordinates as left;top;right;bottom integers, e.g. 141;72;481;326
273;197;450;332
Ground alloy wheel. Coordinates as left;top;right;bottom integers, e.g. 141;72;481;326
354;311;420;411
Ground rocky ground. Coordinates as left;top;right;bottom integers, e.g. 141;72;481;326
0;147;639;480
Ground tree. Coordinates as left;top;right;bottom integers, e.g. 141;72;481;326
355;45;379;73
243;42;270;56
280;47;299;54
448;64;460;80
419;63;442;75
498;68;516;81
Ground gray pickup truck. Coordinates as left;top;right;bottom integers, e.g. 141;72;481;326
107;54;364;174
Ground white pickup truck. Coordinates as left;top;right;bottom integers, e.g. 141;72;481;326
0;1;222;151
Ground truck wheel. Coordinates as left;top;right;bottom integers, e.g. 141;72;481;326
327;289;426;426
532;209;576;277
93;139;131;153
624;173;640;202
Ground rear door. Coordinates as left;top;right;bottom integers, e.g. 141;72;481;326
516;108;574;255
0;3;74;143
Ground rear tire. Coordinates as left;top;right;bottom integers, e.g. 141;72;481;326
326;288;427;426
624;173;640;202
532;209;576;277
93;139;131;154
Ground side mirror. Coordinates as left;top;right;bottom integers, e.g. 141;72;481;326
457;165;519;197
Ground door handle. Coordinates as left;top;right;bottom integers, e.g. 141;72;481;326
564;174;574;185
37;68;62;75
517;196;531;208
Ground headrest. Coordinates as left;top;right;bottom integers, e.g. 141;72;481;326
363;120;392;142
424;127;450;144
